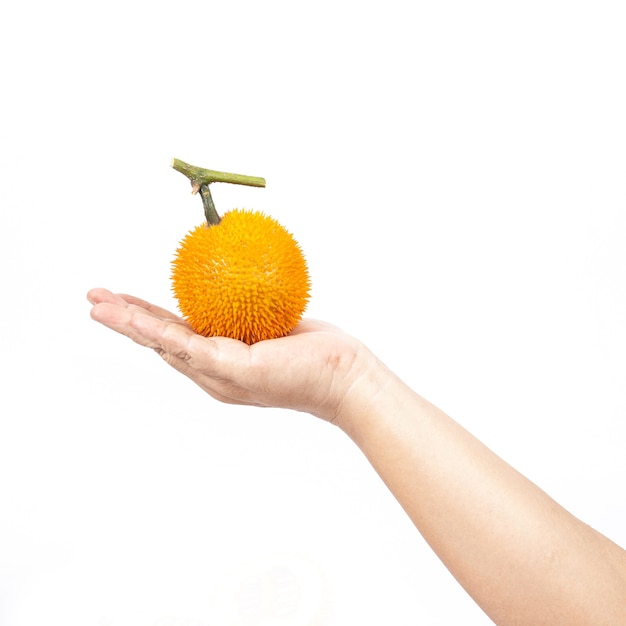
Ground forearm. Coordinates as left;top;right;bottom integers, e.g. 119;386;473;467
336;358;626;625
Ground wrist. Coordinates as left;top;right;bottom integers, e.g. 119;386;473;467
329;345;399;437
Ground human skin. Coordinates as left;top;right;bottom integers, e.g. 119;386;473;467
88;287;626;625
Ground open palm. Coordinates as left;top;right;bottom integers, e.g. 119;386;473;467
87;288;370;422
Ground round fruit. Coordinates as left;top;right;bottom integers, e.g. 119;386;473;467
171;208;310;344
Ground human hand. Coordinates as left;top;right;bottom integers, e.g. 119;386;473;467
87;288;377;423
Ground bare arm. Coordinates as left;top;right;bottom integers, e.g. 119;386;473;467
337;363;626;625
88;288;626;625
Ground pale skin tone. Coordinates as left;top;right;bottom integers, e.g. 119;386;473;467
88;287;626;625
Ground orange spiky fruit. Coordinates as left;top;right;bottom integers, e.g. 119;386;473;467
171;208;310;344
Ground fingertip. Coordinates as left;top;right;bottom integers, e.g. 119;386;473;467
89;300;121;326
86;288;97;304
86;287;111;305
88;301;105;322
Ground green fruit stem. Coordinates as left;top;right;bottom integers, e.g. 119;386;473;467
171;158;266;189
172;158;266;227
199;183;221;226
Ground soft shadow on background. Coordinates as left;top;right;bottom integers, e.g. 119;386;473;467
1;2;625;624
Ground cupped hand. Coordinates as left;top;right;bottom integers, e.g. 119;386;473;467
87;288;374;422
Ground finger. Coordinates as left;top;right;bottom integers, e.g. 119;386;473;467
91;298;210;373
288;318;342;336
117;293;183;322
89;301;162;348
89;289;265;405
89;299;191;354
87;287;124;306
87;288;184;323
90;292;219;366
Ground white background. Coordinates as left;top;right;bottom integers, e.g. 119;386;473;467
1;1;625;624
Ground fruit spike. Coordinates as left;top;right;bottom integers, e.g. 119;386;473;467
170;159;311;344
